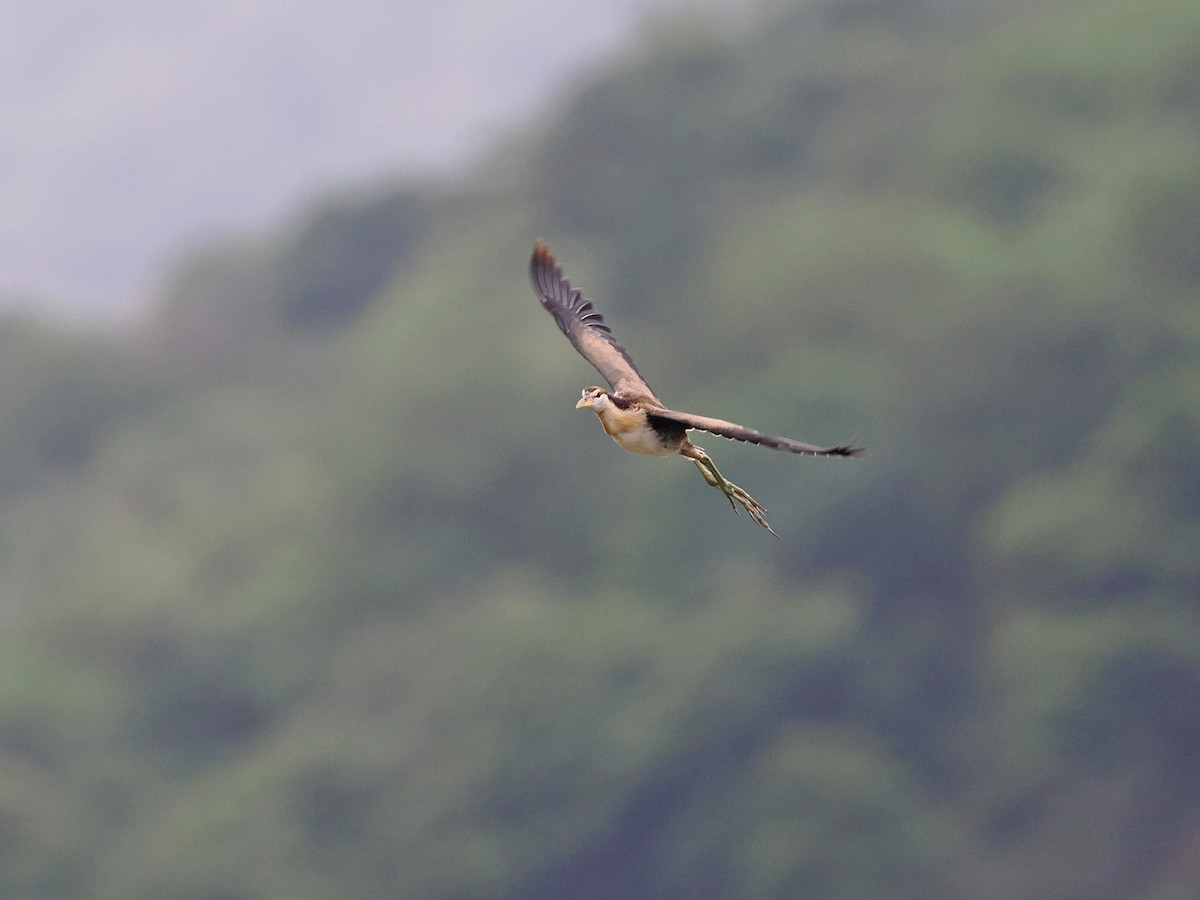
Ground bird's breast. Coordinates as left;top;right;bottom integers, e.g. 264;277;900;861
593;407;678;457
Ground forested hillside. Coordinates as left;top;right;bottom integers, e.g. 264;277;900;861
1;0;1198;896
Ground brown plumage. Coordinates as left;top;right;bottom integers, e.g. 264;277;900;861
530;239;862;535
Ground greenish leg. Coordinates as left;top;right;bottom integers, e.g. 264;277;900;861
685;446;778;537
690;456;737;508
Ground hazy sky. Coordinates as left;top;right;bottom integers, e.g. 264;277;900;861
0;0;738;318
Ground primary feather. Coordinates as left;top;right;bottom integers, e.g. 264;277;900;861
648;408;861;457
529;240;662;404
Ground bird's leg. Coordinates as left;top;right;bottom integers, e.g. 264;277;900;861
682;445;778;537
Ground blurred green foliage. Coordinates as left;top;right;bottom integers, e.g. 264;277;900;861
0;0;1198;896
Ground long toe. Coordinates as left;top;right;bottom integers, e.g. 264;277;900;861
729;484;778;537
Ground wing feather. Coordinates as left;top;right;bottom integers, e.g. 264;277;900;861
530;240;660;402
648;408;863;457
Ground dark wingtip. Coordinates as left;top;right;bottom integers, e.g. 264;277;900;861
530;238;563;303
829;445;865;457
532;238;555;269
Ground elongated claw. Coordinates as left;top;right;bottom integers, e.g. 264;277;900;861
727;482;778;537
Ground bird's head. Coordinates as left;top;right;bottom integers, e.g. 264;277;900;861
575;386;610;411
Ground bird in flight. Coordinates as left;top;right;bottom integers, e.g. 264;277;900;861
530;240;862;536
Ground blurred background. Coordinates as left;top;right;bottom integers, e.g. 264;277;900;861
1;0;1198;896
0;0;724;316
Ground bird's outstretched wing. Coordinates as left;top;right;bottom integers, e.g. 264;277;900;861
530;240;661;403
648;407;863;457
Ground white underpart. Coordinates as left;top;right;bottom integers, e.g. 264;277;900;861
612;424;676;457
